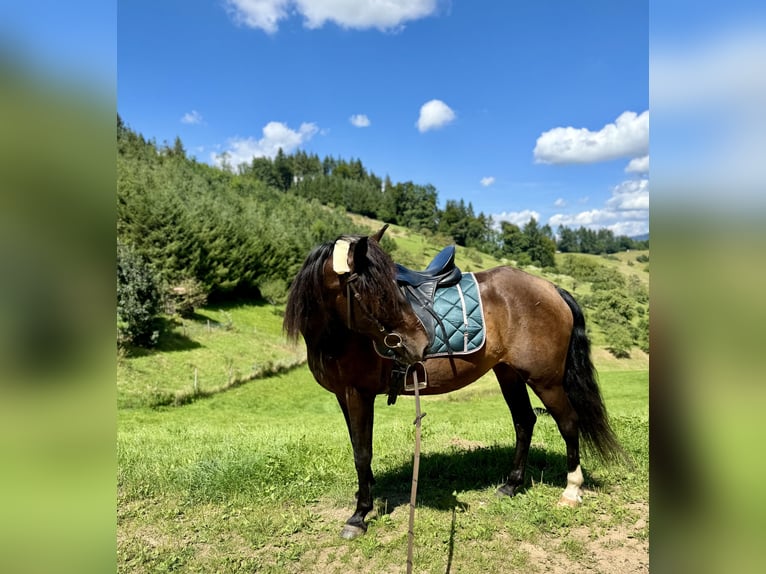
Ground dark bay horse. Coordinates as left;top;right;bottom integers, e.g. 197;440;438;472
283;226;623;540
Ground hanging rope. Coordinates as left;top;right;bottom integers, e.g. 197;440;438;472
406;362;427;574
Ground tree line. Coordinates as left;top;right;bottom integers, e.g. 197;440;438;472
232;147;647;264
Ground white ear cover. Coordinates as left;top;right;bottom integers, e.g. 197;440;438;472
332;239;351;274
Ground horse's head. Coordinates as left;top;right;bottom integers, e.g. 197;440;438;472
284;225;428;365
327;225;428;364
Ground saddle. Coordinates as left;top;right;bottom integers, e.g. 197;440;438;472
395;245;463;357
396;245;462;299
387;247;489;405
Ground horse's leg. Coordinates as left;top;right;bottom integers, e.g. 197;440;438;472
533;384;584;507
494;364;537;497
336;386;376;540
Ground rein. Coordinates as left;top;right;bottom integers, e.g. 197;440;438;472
405;361;427;574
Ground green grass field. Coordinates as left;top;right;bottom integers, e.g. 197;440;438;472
118;300;648;573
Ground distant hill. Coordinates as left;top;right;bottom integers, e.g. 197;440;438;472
631;233;649;242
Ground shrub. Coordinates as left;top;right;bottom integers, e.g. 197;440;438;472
117;244;162;347
165;277;208;318
258;277;288;306
602;320;633;359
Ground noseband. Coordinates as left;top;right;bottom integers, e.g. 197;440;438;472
344;273;404;351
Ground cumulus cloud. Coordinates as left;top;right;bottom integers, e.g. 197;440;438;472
493;210;541;227
349;114;371;128
480;176;495;187
181;110;203;125
534;110;649;164
606;179;649;211
225;0;437;33
554;198;567;208
549;178;649;236
224;0;290;34
296;0;437;30
211;121;319;168
626;155;649;174
416;99;456;133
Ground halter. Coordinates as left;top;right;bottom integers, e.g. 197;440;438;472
344;272;404;351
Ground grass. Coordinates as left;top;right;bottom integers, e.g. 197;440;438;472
117;301;305;408
119;361;647;573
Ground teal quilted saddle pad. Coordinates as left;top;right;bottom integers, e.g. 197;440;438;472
427;272;486;357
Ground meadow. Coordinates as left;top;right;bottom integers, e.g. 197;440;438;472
118;299;648;573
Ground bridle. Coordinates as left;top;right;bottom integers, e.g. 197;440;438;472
343;272;405;351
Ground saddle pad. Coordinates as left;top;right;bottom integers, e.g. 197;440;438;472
426;272;486;358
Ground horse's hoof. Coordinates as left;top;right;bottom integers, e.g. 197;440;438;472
340;524;366;540
557;494;582;508
496;484;517;498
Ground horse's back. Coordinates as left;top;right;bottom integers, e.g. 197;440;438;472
476;266;573;374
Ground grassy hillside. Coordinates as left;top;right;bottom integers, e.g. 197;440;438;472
118;220;648;408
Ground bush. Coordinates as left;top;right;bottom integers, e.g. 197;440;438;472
165;277;208;318
258;278;288;305
602;320;633;359
117;244;162;347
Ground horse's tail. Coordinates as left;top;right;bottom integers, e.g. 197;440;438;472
556;286;626;465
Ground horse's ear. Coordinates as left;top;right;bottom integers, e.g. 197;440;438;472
371;224;389;243
351;236;369;273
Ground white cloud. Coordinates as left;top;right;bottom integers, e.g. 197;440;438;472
549;178;649;236
416;99;456;133
181;110;203;125
295;0;437;31
533;110;649;164
625;155;649;174
606;179;649;211
609;220;649;238
224;0;290;34
493;210;541;227
554;198;566;208
350;114;371;128
480;176;495;187
211;121;319;168
225;0;437;33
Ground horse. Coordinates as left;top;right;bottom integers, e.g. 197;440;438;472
283;225;623;540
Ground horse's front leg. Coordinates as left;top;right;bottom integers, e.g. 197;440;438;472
336;386;376;540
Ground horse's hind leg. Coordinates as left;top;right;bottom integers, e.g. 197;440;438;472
494;364;537;497
532;384;584;506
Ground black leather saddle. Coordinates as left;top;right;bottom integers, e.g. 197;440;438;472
395;245;462;352
386;246;463;404
395;245;462;291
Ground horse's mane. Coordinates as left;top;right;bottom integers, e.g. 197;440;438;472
283;235;400;344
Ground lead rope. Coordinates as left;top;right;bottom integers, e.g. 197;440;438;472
406;362;427;574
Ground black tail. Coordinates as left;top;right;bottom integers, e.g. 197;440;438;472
557;287;626;464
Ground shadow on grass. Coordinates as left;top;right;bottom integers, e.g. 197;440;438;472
120;318;202;358
371;445;603;513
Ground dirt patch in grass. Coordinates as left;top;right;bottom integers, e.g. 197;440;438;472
513;500;649;574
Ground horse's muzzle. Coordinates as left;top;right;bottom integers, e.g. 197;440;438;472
384;332;425;364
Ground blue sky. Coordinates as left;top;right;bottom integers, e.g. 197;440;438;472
117;1;649;236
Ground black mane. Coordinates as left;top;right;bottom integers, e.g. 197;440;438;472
283;235;400;344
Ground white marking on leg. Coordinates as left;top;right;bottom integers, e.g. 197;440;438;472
560;464;583;504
